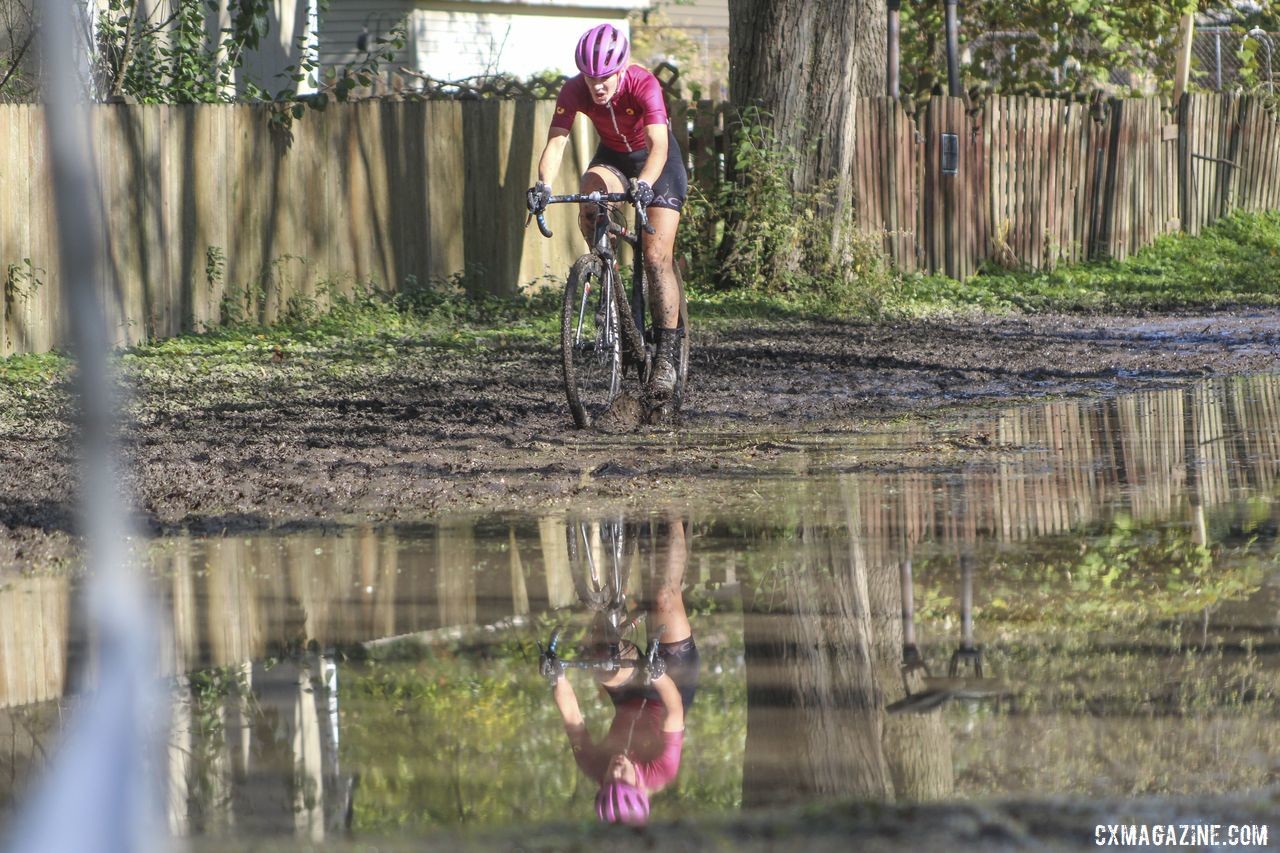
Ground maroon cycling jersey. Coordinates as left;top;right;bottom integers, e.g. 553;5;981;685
550;65;669;154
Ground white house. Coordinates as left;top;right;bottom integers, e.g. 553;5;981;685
317;0;649;83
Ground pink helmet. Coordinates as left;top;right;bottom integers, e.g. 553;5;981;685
575;23;630;78
595;781;650;825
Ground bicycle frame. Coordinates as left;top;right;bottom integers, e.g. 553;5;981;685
535;191;651;353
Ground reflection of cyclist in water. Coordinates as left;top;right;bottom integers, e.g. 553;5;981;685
541;516;697;825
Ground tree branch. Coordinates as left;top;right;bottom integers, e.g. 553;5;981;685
109;0;147;98
0;26;35;96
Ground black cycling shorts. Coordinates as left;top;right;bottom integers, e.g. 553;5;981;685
605;635;700;711
588;128;688;212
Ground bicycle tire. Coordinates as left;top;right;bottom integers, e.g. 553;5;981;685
615;265;649;380
566;519;633;614
562;255;622;429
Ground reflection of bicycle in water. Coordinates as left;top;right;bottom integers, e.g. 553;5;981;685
537;515;698;825
563;518;650;662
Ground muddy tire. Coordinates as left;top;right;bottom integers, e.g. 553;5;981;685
615;268;649;382
562;255;623;429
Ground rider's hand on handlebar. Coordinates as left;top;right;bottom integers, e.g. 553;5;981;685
629;179;654;209
539;649;565;686
527;181;552;215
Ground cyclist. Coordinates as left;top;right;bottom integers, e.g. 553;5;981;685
526;23;689;399
539;515;698;825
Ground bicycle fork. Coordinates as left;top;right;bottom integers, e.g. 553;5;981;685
575;266;617;357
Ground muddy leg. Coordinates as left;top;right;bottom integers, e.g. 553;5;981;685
647;514;690;643
578;166;625;245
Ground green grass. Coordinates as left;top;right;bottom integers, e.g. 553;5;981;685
891;210;1280;314
2;211;1279;385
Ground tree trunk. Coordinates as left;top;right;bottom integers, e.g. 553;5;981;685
717;0;886;289
728;0;886;198
741;482;955;806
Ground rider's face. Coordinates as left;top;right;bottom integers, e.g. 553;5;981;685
584;71;621;105
606;754;639;787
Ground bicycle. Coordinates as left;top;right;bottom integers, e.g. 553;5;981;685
537;518;666;678
528;186;690;429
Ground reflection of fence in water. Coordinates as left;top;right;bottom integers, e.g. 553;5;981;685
6;377;1280;708
859;376;1280;566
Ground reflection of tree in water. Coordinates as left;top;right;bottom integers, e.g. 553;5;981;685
741;480;952;806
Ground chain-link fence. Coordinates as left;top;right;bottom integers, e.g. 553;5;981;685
957;27;1279;96
1193;28;1278;93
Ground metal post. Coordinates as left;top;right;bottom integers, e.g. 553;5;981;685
959;553;974;649
1215;30;1223;91
944;0;961;96
899;557;916;648
1247;29;1275;94
887;0;901;98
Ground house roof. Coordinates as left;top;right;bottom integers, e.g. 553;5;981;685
437;0;647;8
652;0;726;29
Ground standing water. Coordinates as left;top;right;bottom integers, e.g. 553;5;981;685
1;375;1278;844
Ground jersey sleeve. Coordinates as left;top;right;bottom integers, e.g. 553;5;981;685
636;730;683;792
551;78;584;132
634;69;669;127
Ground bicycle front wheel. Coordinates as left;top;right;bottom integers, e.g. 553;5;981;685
562;255;622;429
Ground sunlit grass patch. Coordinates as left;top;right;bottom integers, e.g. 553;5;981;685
893;210;1280;315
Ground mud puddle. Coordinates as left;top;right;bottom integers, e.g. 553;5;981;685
1;374;1279;847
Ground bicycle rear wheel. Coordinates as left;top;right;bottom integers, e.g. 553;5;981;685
562;255;622;429
673;265;690;404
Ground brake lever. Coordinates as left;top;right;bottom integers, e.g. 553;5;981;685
634;203;656;236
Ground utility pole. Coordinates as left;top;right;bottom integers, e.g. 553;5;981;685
944;0;961;96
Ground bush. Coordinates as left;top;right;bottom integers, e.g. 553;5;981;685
680;108;897;315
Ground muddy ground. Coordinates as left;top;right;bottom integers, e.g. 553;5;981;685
3;308;1280;572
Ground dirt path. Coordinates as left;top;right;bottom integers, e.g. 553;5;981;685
3;308;1280;572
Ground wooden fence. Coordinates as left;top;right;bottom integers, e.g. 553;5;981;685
690;93;1280;279
2;94;1280;355
0;101;600;355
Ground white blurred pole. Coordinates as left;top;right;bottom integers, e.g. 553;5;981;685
9;0;165;851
